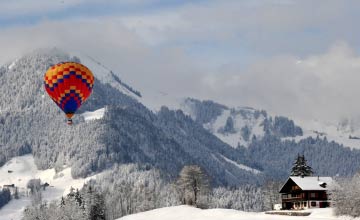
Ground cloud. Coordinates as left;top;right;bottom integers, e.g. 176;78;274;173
0;0;85;18
121;0;360;64
0;1;360;124
201;42;360;122
0;18;204;108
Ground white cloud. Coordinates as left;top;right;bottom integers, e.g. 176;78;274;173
201;42;360;122
0;1;360;124
0;18;204;107
120;0;360;59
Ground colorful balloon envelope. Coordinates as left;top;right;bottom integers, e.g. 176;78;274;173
44;62;94;125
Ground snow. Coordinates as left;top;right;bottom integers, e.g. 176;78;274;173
118;205;347;220
204;108;265;148
8;60;17;70
0;155;97;220
220;155;261;174
281;177;334;191
81;107;106;121
283;119;360;149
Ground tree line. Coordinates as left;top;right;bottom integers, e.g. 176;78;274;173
22;164;281;220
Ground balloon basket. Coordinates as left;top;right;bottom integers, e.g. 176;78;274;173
67;118;73;125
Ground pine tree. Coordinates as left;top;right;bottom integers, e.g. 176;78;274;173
60;196;65;207
290;154;313;177
75;189;83;207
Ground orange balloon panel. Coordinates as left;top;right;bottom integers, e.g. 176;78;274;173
44;62;94;119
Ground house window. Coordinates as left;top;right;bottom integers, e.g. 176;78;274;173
310;193;316;198
292;194;299;198
292;185;300;190
311;202;317;207
322;192;327;199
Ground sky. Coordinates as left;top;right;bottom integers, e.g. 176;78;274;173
0;0;360;124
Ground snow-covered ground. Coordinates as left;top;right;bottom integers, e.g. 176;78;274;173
220;155;261;174
0;155;97;220
118;206;354;220
81;107;106;121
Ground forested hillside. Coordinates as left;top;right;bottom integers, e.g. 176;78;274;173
182;98;360;180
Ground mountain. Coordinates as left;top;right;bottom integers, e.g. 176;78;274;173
2;48;360;189
286;118;360;150
179;98;360;179
180;98;303;148
0;48;263;186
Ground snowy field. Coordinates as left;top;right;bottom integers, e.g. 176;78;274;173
118;206;357;220
0;155;97;220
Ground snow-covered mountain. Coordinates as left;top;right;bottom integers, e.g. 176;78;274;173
284;118;360;150
3;48;360;220
180;97;360;150
180;98;303;148
177;98;360;179
2;48;360;185
0;48;263;187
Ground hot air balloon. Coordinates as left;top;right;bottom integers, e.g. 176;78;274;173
44;62;94;125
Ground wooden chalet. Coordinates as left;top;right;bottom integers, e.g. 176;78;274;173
279;176;333;210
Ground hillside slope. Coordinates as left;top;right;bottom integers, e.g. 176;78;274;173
0;155;97;220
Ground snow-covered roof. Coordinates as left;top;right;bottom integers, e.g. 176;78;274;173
290;176;334;191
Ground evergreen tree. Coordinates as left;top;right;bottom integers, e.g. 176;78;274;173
60;196;65;207
75;189;83;207
290;154;313;177
0;188;11;209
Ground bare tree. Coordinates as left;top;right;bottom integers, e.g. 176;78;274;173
177;165;210;207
